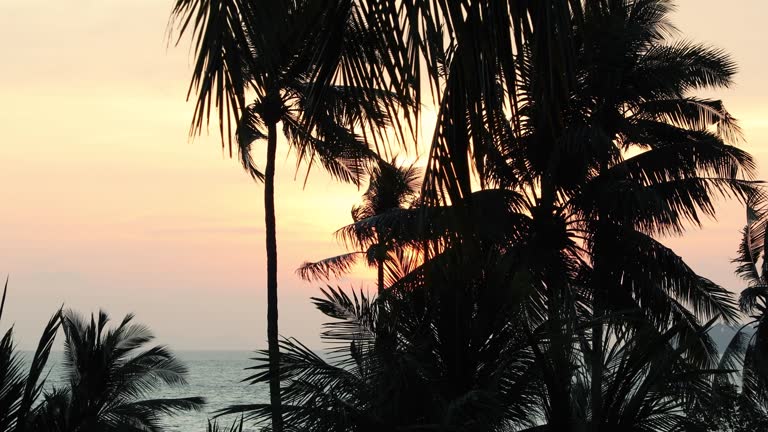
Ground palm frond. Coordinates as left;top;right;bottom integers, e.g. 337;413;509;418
296;253;364;282
169;0;252;147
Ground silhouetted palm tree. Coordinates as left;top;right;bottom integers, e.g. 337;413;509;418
572;315;722;431
286;2;752;428
699;196;768;424
558;2;752;426
297;159;421;293
686;323;768;432
170;1;761;431
30;310;203;431
219;281;542;432
169;2;406;428
0;280;61;432
407;1;752;427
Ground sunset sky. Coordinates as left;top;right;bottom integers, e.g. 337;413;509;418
1;0;767;350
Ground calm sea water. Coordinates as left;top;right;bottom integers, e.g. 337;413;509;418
43;351;268;432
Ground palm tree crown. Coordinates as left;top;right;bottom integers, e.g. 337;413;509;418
31;310;204;432
298;159;421;292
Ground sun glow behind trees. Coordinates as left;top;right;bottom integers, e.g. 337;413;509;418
1;0;768;354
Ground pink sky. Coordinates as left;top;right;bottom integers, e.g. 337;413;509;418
1;0;766;350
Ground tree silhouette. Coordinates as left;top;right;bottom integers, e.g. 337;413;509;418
0;280;61;432
285;1;754;430
298;159;421;293
169;1;407;429
403;1;753;427
561;2;751;426
31;310;204;431
218;282;542;431
167;1;763;431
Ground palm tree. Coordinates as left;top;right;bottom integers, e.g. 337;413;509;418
571;316;723;432
701;195;768;424
169;3;406;429
310;1;752;423
686;323;768;432
366;0;751;428
400;0;752;426
0;279;61;432
552;2;751;426
297;159;421;293
219;280;542;432
30;310;204;431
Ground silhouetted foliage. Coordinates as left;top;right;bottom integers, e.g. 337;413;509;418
0;279;61;432
218;283;541;431
684;196;768;430
29;310;204;432
166;1;765;431
169;1;413;428
298;159;422;293
0;281;204;432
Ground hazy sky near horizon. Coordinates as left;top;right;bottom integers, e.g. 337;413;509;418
1;0;767;350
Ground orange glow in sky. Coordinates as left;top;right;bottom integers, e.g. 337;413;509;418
1;0;766;349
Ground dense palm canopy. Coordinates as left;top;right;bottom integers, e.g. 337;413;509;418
168;0;765;431
218;285;542;431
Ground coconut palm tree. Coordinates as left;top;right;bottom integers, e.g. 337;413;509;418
0;280;61;432
685;322;768;432
697;195;768;426
30;310;204;432
169;2;408;429
352;1;749;427
297;159;421;293
219;272;543;432
319;0;752;427
570;315;723;432
352;0;751;428
550;1;751;426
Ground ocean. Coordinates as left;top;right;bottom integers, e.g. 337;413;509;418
44;351;269;432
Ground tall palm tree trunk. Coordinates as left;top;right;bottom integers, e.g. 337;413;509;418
264;120;283;432
591;289;603;431
591;225;610;431
591;164;611;431
546;279;574;432
539;181;575;431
